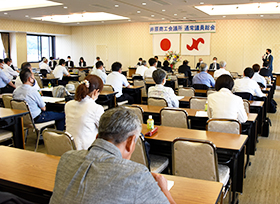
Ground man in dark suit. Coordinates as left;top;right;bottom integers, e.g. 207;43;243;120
66;56;74;68
49;57;57;70
209;57;220;70
178;60;192;85
155;56;161;68
195;58;203;69
262;48;273;71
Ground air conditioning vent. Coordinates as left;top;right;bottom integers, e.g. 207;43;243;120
150;0;171;6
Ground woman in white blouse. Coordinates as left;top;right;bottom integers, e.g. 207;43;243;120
65;75;104;150
207;74;248;123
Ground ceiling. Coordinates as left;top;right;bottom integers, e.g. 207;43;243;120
0;0;278;26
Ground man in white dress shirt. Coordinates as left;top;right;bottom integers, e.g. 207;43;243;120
135;60;148;77
144;58;157;79
53;59;70;85
148;69;179;108
208;75;248;123
3;58;19;80
233;67;266;98
39;58;52;73
252;64;266;88
91;61;107;84
214;61;231;79
106;62;134;104
15;62;41;92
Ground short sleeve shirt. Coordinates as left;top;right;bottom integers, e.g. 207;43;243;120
106;72;129;98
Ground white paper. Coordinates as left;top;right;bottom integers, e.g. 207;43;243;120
42;96;65;103
195;111;208;117
41;87;53;92
167;180;174;191
176;96;184;100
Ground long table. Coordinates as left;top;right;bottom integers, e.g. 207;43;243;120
0;108;28;149
142;124;248;204
0;146;223;204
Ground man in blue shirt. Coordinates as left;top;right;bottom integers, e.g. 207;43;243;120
0;68;16;93
192;63;215;88
13;69;65;130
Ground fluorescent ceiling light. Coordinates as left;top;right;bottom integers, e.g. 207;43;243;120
195;2;280;15
32;12;129;23
0;0;62;12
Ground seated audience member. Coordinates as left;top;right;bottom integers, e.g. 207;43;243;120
10;59;16;71
66;56;74;68
208;75;248;123
3;58;19;80
135;60;148;77
13;69;65;130
0;59;4;69
0;68;16;93
209;57;220;70
144;58;157;78
192;63;215;87
213;61;231;79
162;60;173;73
90;61;107;84
196;58;203;69
50;107;175;204
155;56;161;68
178;60;191;78
233;67;266;98
93;57;102;66
252;64;267;88
136;57;143;66
53;59;70;85
65;75;104;150
49;57;57;70
79;57;87;67
15;62;40;92
148;69;179;108
39;58;52;73
106;62;134;104
259;65;273;78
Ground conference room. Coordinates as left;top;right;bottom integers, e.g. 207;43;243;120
0;0;279;204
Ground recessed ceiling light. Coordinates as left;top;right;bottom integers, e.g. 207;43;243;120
200;2;204;4
4;12;8;15
137;10;141;13
32;12;129;23
223;15;226;18
142;2;146;6
63;6;67;9
162;17;165;20
151;15;154;17
260;15;264;17
128;19;131;21
183;17;186;19
162;9;165;12
25;15;29;17
115;4;119;7
174;14;177;16
0;0;62;12
77;22;80;24
196;3;280;15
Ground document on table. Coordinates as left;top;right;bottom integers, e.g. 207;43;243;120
176;96;184;100
42;96;65;103
167;180;174;191
195;111;208;117
40;87;53;92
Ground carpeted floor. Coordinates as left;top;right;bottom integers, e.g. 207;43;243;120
25;87;280;204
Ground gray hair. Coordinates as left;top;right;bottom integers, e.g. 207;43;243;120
98;107;142;144
200;63;208;71
152;69;166;84
219;61;227;68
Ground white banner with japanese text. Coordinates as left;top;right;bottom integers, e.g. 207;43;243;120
150;22;216;34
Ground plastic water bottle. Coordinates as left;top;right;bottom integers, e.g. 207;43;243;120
147;115;154;130
48;82;52;88
205;101;208;111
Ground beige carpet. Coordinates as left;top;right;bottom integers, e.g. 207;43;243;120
25;88;280;203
